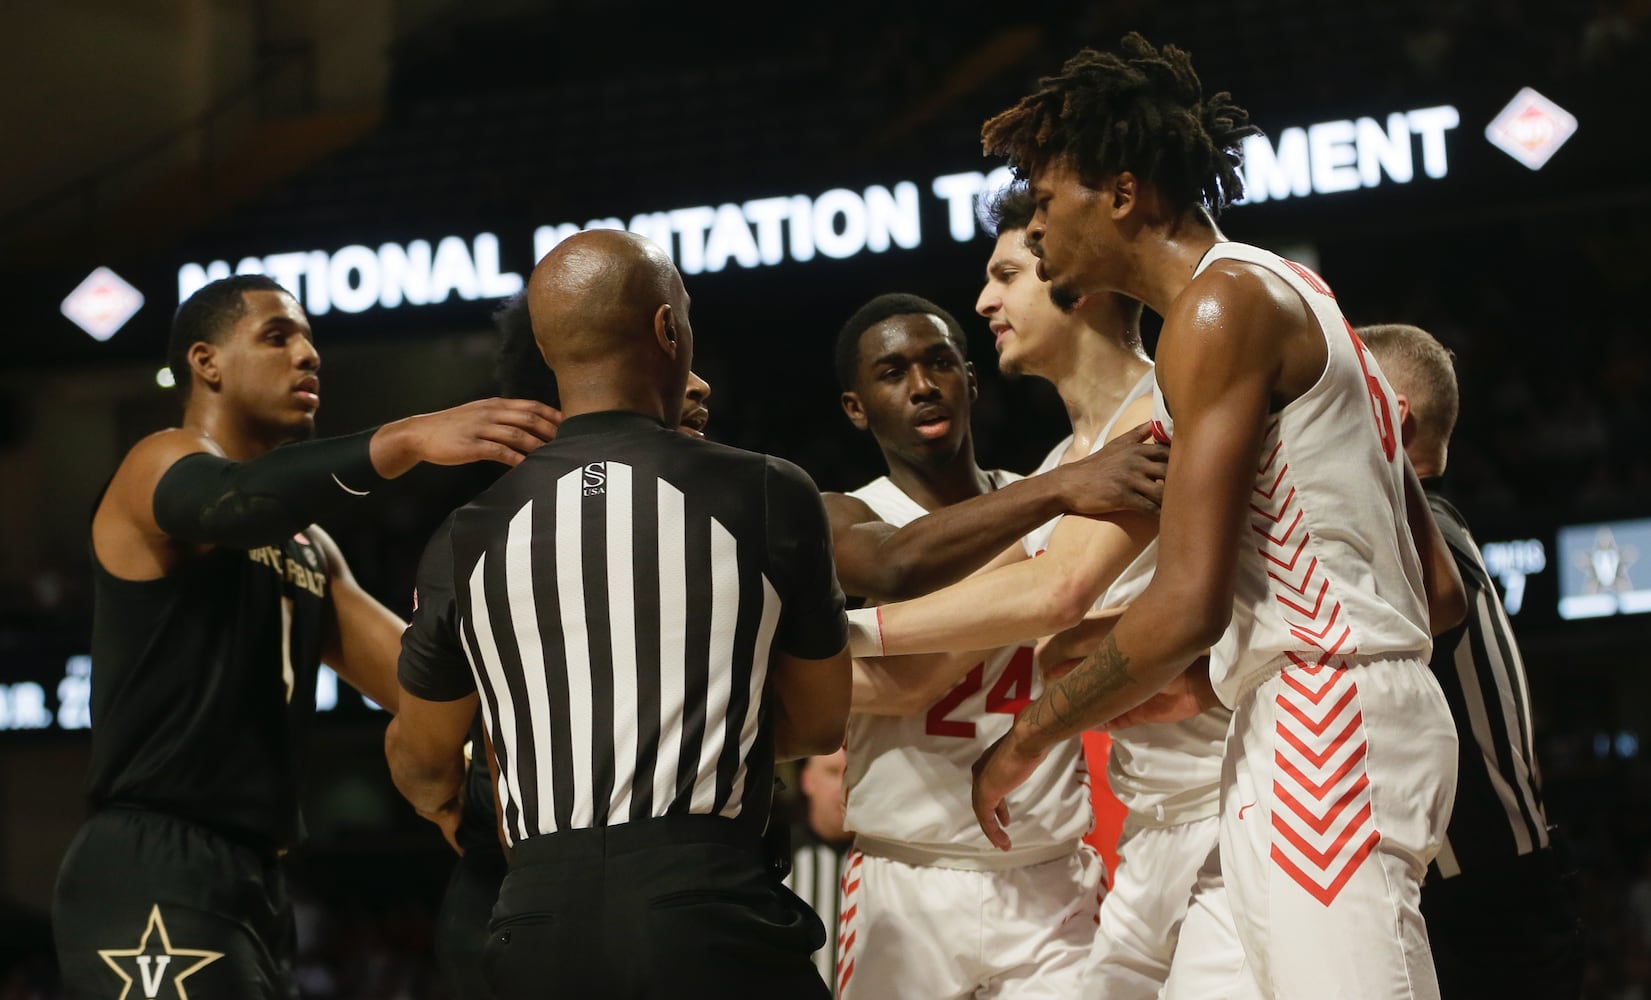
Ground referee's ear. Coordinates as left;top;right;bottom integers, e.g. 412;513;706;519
653;304;680;359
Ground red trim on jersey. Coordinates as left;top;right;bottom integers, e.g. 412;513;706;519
836;849;863;996
1250;435;1380;906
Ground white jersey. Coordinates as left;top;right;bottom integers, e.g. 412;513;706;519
1149;242;1431;705
844;471;1091;868
1022;371;1228;826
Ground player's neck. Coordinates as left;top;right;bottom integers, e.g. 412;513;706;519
185;403;283;461
882;441;993;512
1131;214;1225;316
1047;333;1152;447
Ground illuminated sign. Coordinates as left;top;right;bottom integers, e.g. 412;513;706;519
172;104;1465;315
62;266;144;341
176;174;1010;313
1480;538;1546;615
1485;87;1577;171
178;233;523;318
1557;518;1650;620
1239;106;1460;204
0;655;377;733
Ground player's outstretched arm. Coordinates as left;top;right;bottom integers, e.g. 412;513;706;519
1402;456;1467;635
851;648;994;716
844;410;1160;659
368;397;562;477
96;398;562;579
972;272;1276;850
310;525;404;714
823;434;1163;606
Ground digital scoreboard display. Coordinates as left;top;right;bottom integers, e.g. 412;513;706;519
1557;518;1651;621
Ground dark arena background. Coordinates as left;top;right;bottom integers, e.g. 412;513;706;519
2;1;1648;996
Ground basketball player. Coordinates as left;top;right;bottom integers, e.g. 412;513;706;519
828;292;1168;998
434;296;715;1000
976;183;1241;997
53;275;562;999
1361;323;1583;999
967;35;1468;997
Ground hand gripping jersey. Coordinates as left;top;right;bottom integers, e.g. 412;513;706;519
844;471;1091;868
1022;370;1228;828
1150;242;1432;706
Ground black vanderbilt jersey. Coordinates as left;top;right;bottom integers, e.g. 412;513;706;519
87;530;330;849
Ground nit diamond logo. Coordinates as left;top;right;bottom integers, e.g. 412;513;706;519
1485;87;1577;171
61;266;144;342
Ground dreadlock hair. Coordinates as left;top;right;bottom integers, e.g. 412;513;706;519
493;294;560;406
983;182;1037;236
168;274;294;399
834;293;968;393
981;33;1261;216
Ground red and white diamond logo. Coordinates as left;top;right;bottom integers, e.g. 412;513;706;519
61;266;145;342
1485;87;1577;171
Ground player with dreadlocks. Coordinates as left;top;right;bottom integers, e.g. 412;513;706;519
955;34;1469;997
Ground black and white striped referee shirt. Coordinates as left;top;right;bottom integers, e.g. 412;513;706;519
1425;489;1552;879
399;410;846;844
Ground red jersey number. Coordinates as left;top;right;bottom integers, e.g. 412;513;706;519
1346;322;1399;462
1282;259;1398;464
923;648;1035;738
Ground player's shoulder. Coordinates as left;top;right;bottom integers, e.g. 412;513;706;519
1178;258;1301;326
821;489;879;528
119;427;219;475
100;427;218;519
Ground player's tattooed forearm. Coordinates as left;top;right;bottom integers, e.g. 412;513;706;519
1053;634;1135;723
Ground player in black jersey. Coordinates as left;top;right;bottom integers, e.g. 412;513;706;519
434;296;714;1000
52;274;562;1000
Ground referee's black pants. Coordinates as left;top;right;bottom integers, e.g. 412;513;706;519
1421;844;1583;1000
487;814;828;1000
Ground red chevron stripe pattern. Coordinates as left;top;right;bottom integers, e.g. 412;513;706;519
836;849;864;996
1251;425;1379;906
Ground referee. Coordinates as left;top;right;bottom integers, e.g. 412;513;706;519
1361;324;1583;1000
388;230;851;1000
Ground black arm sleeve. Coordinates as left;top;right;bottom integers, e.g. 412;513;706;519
765;457;849;659
398;519;477;702
152;428;387;549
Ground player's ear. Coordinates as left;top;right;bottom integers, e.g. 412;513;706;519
1109;171;1138;219
840;390;869;431
965;361;979;403
653;304;679;359
1393;393;1418;447
187;341;221;391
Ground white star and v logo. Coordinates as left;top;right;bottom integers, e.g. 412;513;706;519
96;904;224;999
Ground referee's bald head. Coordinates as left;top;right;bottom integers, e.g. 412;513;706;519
528;230;691;374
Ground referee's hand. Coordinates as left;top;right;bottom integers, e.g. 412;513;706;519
416;797;466;857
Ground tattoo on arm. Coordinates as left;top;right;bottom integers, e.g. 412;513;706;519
1029;635;1136;736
